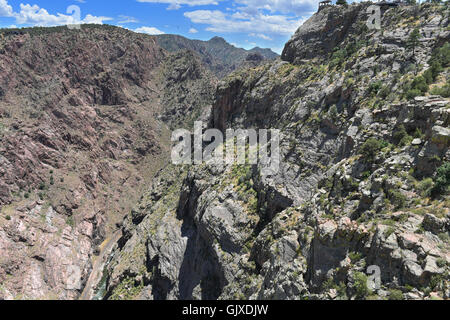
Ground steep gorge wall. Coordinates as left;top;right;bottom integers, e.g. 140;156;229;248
0;25;217;299
104;3;449;300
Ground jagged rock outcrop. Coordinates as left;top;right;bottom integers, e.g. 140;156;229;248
104;3;449;301
158;49;217;129
282;3;367;64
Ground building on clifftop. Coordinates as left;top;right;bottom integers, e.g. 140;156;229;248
318;0;332;11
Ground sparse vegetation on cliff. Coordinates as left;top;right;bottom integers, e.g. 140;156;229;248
0;1;449;301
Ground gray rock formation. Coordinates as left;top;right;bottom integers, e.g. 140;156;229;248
103;3;449;301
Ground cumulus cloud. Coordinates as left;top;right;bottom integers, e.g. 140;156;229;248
136;0;318;12
82;14;113;25
0;0;112;27
137;0;313;40
0;0;13;17
184;9;304;35
137;0;223;10
234;0;318;15
134;26;165;35
118;15;139;24
189;28;198;34
249;33;272;41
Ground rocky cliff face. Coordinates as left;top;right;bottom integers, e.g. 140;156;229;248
104;3;449;300
282;3;364;63
0;25;216;299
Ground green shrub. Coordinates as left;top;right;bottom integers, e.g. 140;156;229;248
345;77;355;87
404;75;430;100
413;128;424;139
5;215;11;221
361;171;372;180
388;189;407;209
436;258;447;268
389;289;404;300
379;86;390;99
330;48;348;68
411;76;429;93
393;125;412;146
429;42;450;70
424;61;444;84
349;252;363;263
406;88;422;100
345;42;363;56
66;216;74;227
430;80;450;98
336;282;348;299
405;284;414;292
368;81;383;95
417;178;434;197
421;43;450;87
431;162;450;197
323;277;336;291
423;68;433;84
329;105;338;119
353;272;370;299
384;226;396;238
430;275;444;290
359;138;384;163
109;277;144;300
438;232;449;243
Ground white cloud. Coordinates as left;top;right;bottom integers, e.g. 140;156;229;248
167;3;181;10
118;15;139;24
0;0;13;17
82;14;113;25
189;27;198;34
0;0;112;27
178;0;316;44
135;26;165;35
137;0;222;10
235;0;319;15
249;33;272;41
135;0;319;12
184;9;304;35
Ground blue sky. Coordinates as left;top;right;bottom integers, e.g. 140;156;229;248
0;0;323;53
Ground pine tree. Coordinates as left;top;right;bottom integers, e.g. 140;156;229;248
408;28;421;56
336;0;348;5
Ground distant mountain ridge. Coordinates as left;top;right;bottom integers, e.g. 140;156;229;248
154;34;279;78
